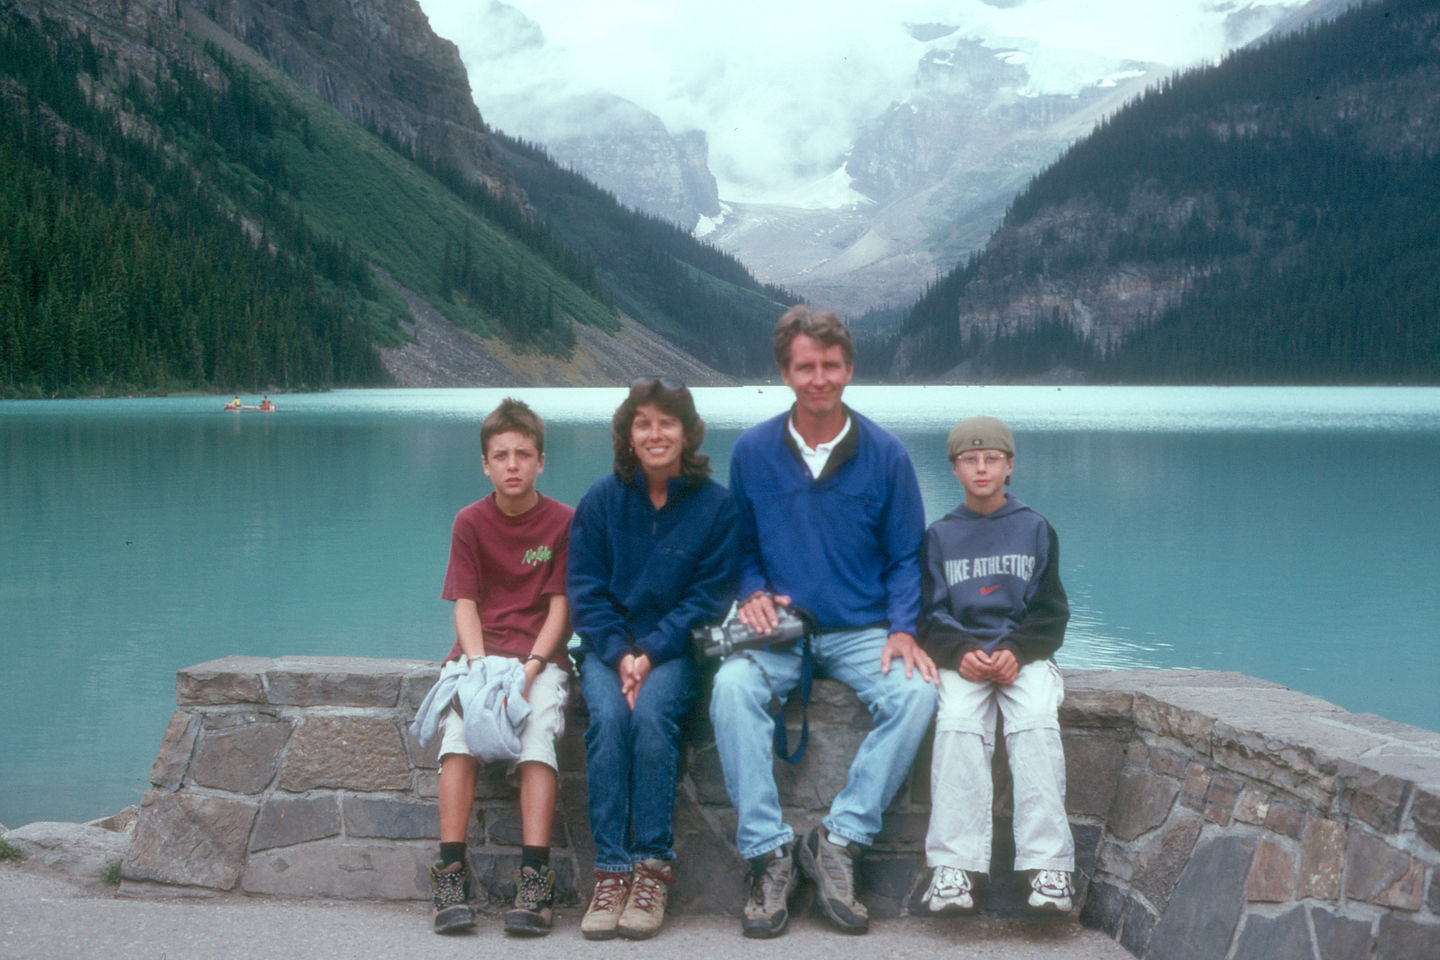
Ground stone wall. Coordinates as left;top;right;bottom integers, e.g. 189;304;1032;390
121;657;1440;958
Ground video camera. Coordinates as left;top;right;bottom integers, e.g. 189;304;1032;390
691;605;815;659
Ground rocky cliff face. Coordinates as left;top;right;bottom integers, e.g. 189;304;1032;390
539;94;719;230
185;0;513;192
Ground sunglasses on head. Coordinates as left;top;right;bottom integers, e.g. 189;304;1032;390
629;375;686;391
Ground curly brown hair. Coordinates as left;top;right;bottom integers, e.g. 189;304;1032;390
611;377;711;482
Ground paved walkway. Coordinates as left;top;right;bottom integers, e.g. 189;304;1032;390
0;864;1130;960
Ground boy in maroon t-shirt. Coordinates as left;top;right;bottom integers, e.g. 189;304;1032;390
426;398;574;936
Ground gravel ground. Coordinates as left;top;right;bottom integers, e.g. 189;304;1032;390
0;863;1130;960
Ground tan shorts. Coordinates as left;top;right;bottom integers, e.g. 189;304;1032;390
437;659;569;771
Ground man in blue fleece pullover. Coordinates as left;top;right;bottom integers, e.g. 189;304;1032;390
918;416;1074;918
709;305;938;938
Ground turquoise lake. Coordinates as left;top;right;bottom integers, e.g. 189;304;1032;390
3;385;1439;827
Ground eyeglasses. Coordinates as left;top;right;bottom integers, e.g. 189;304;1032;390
629;375;686;391
955;453;1009;468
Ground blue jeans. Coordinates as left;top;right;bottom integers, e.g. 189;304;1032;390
581;653;698;873
708;626;937;859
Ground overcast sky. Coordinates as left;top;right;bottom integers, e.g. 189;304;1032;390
418;0;1308;201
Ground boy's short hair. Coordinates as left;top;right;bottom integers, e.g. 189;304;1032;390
773;305;854;370
481;397;545;457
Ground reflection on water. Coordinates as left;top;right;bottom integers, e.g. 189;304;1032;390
3;385;1439;825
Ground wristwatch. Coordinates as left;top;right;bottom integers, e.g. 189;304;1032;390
524;653;547;666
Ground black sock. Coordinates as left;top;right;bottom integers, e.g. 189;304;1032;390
521;845;549;871
439;842;466;868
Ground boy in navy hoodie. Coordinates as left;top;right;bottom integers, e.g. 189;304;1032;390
918;416;1074;915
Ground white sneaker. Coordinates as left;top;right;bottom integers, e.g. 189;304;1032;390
922;865;975;914
1028;870;1074;913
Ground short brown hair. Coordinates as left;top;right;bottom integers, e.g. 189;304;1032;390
481;397;545;457
773;304;854;370
612;377;711;481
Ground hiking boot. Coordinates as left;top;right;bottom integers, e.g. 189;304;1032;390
742;844;798;939
1028;870;1074;913
429;861;475;934
797;827;868;934
618;858;674;940
503;863;555;936
580;871;631;940
922;865;975;914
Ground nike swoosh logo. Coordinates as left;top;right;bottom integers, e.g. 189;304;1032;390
980;585;1002;595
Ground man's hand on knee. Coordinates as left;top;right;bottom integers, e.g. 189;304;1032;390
880;631;937;683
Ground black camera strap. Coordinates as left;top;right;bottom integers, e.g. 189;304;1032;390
739;637;814;764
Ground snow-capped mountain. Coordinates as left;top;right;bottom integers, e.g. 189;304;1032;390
423;0;1350;314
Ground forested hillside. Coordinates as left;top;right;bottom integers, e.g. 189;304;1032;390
0;1;789;397
892;0;1440;384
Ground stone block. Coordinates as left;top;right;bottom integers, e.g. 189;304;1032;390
1233;786;1270;826
856;852;922;920
1264;799;1306;839
1338;759;1414;835
1298;817;1346;901
473;760;515;800
1065;732;1127;817
277;716;410;792
263;656;418;707
1072;822;1103;895
242;843;430;899
1132;693;1215;755
1144;836;1255;960
774;722;867;810
149;710;199;790
1133;814;1204;910
342;797;438;840
176;656;270;705
189;717;291;794
483;805;566;847
555;722;588;773
1146;743;1192;779
1310;908;1375;960
1231;906;1315;960
2;821;130;880
1413;788;1440;854
1179;762;1210;813
414;769;439;799
1210;721;1338;809
672;789;747;914
87;806;139;834
1430;868;1440;915
403;725;440;770
1245;837;1296;902
1204;775;1241;826
1345;831;1425;910
176;662;270;705
1098;837;1140;882
1376;914;1440;960
686;741;731;806
1107;769;1179;841
1059;685;1135;728
872;809;929;847
123;790;258;890
471;852;579;906
1078;879;1125;936
399;665;440;713
249;796;340;852
1118;896;1156;958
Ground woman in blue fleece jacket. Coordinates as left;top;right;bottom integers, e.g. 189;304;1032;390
567;377;738;940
